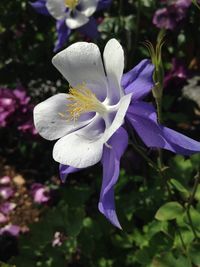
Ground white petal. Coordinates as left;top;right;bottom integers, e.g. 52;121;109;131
46;0;66;20
33;93;94;141
52;42;108;101
65;10;89;29
52;93;132;168
103;93;132;142
103;39;124;104
53;123;104;167
79;0;98;17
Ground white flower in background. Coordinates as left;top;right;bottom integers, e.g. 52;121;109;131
46;0;98;29
34;39;132;168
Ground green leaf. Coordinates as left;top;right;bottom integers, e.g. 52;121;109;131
183;208;200;231
170;179;189;195
124;15;136;31
155;202;184;221
170;178;190;198
189;244;200;265
174;228;194;249
194;184;200;201
0;263;15;267
151;253;192;267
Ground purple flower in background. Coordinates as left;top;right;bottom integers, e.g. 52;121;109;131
0;212;8;224
0;202;16;215
31;0;112;52
34;39;200;228
31;183;50;204
0;224;21;237
0;89;16;127
153;0;191;30
52;232;64;247
18;119;38;135
0;187;14;200
0;87;37;135
164;58;188;89
0;176;11;185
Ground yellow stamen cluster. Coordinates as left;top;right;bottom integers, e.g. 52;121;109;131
65;0;79;9
64;84;106;121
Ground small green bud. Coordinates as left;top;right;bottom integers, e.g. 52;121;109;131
144;30;165;100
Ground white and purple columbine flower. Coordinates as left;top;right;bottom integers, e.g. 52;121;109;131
31;0;111;52
34;39;200;228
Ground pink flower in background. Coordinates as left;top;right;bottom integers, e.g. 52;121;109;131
0;202;16;215
52;232;63;247
31;183;50;204
0;224;21;237
0;187;14;200
0;87;37;135
0;89;16;127
0;212;8;224
0;176;11;185
18;119;38;135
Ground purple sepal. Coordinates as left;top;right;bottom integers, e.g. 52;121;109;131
99;127;128;229
59;164;80;183
97;0;112;11
54;19;71;52
30;0;50;16
78;17;99;40
122;59;155;100
127;101;200;156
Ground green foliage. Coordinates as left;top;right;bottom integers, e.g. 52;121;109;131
9;154;200;267
155;202;184;221
0;263;15;267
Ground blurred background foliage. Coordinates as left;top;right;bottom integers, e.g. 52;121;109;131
1;0;200;266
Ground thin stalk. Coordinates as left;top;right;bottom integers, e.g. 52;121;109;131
130;141;159;172
185;171;200;240
177;226;187;253
187;171;200;207
155;97;162;124
192;0;200;10
186;209;199;240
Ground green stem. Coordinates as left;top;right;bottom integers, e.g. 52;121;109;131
192;0;200;10
176;225;187;253
186;209;199;240
155;97;162;124
186;171;200;240
188;171;200;207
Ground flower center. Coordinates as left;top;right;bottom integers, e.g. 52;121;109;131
65;0;79;9
64;84;107;121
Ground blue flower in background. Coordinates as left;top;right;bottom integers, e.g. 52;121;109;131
31;0;112;52
34;39;200;229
